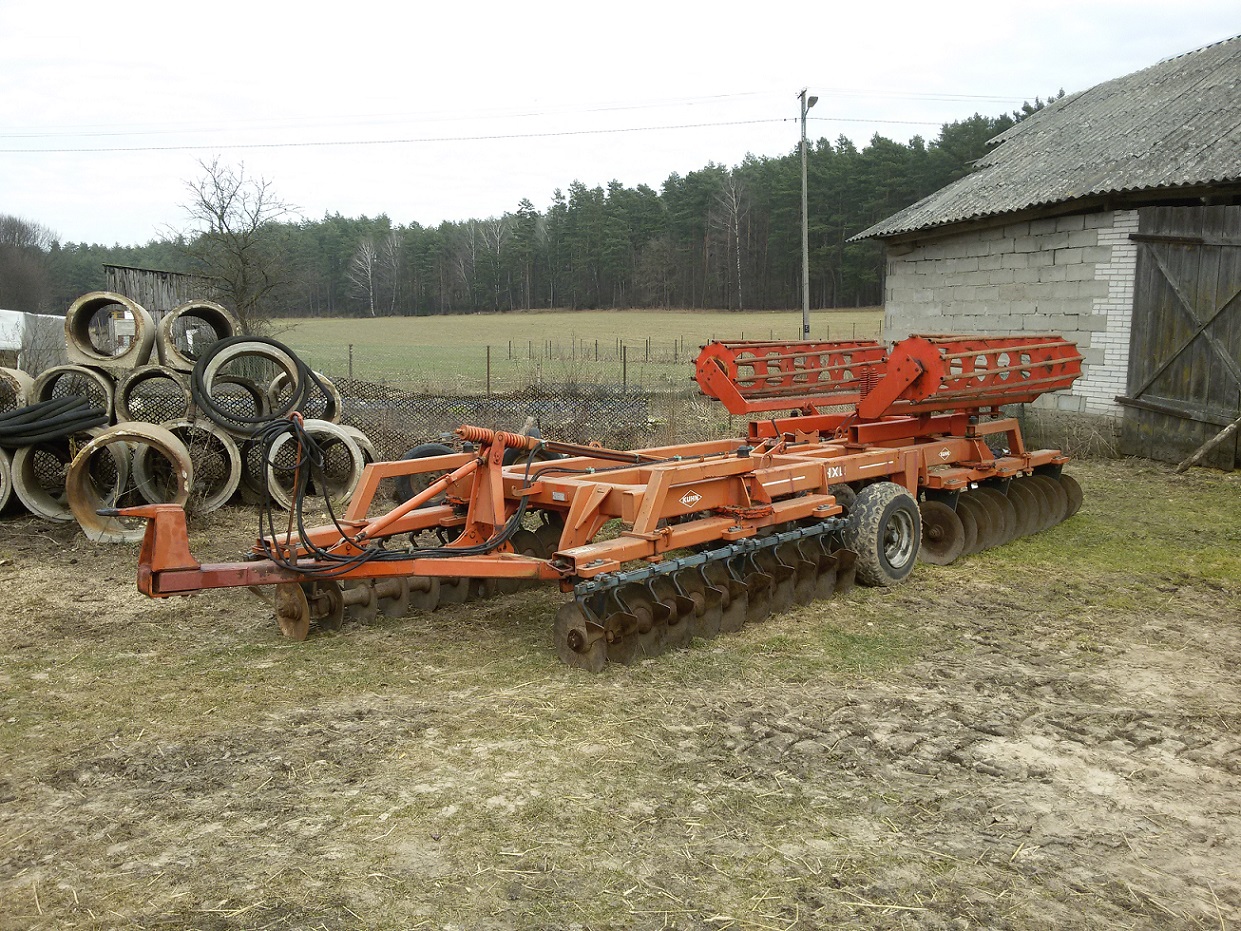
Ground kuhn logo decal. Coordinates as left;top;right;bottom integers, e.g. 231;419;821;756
680;490;703;508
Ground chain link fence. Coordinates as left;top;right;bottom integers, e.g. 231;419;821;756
331;376;739;460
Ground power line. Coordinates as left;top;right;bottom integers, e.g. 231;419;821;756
0;88;1035;142
0;115;951;154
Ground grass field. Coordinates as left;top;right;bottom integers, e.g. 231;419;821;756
273;307;885;392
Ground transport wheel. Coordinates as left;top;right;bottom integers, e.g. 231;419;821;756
842;482;921;586
554;601;607;672
393;442;456;505
828;483;857;513
918;500;965;565
274;582;310;641
1057;472;1084;519
532;515;564;559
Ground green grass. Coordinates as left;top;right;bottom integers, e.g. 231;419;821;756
272;307;885;392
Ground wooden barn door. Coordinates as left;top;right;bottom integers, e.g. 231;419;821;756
1120;205;1241;470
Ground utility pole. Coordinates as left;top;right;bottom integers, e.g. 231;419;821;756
799;88;818;340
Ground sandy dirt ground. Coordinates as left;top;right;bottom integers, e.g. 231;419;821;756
0;458;1238;930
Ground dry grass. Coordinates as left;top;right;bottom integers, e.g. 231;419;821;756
1;459;1239;929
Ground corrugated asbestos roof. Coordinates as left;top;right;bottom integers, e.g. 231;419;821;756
854;35;1241;240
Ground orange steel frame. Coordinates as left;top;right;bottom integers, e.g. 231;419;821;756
119;334;1082;599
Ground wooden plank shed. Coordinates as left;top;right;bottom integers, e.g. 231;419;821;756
854;35;1241;470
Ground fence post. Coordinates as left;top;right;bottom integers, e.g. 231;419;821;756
348;344;353;380
595;339;598;362
622;345;628;391
486;345;491;398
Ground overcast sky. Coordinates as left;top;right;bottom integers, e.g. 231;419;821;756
1;1;1237;247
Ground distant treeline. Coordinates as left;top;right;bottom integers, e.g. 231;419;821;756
5;107;1047;318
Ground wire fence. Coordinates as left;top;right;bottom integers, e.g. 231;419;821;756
332;377;738;461
288;318;886;395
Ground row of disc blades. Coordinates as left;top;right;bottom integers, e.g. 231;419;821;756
555;536;860;672
271;520;566;640
918;472;1082;566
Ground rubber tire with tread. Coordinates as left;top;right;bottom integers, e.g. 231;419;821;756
841;481;921;587
393;442;456;505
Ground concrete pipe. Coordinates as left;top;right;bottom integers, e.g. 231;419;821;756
64;291;156;372
0;446;12;513
157;300;239;372
194;338;305;434
133;418;240;514
338;424;377;465
115;365;191;424
268;369;342;424
0;367;34;413
13;428;130;523
31;364;115;421
68;423;192;543
265;419;365;510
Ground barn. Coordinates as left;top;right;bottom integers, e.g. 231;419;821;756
854;35;1241;470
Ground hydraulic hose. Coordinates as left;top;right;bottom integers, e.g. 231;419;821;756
0;397;109;449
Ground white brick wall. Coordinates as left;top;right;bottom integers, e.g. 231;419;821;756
882;209;1138;417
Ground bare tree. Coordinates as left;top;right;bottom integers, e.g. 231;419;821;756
711;174;749;311
179;158;297;333
0;214;57;312
379;230;403;314
347;238;379;317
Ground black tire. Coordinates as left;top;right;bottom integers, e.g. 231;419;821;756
828;483;857;513
393;442;456;505
841;481;921;587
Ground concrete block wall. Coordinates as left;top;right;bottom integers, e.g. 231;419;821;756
882;209;1139;416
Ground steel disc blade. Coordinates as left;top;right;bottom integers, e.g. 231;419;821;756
437;577;470;604
1005;480;1039;537
650;577;692;652
309;580;346;630
617;584;663;659
975;487;1017;546
602;610;642;666
713;563;749;634
376;577;411;618
832;549;858;594
407;576;440;612
554;601;607;672
958;494;999;552
781;542;819;605
344;581;378;625
1057;473;1084;519
745;569;774;623
918;500;965;565
758;548;797;614
955;495;985;554
1029;475;1068;528
676;569;722;640
274;582;310;641
811;548;839;600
